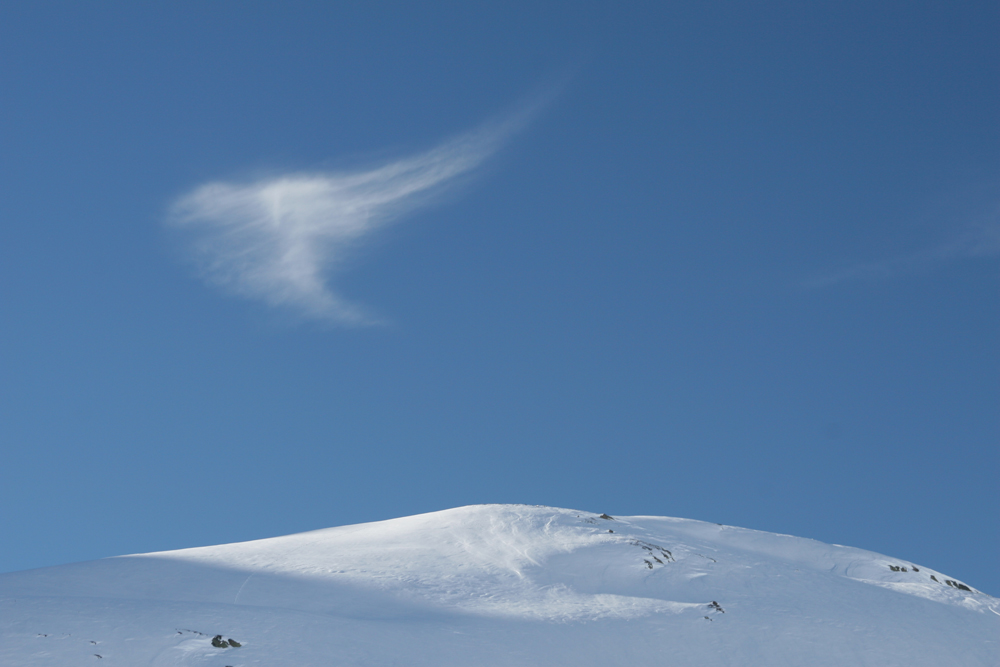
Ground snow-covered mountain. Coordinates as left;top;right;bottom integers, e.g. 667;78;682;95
2;505;996;666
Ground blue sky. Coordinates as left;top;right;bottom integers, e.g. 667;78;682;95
1;2;997;595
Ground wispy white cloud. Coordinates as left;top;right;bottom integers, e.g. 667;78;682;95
168;108;535;324
803;214;1000;289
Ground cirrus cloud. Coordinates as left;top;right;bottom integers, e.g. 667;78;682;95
803;214;1000;289
168;108;535;324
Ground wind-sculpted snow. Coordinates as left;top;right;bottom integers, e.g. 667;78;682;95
1;505;997;666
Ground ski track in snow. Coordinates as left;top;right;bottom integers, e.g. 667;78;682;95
1;504;996;666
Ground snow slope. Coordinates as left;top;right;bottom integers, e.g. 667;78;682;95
1;505;996;666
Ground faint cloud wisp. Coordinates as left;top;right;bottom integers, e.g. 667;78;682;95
168;111;532;324
804;214;1000;290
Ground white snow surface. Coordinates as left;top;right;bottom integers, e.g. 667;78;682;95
1;504;997;666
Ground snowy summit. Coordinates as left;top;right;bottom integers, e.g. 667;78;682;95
1;504;996;665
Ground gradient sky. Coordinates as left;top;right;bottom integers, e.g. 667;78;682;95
1;2;997;595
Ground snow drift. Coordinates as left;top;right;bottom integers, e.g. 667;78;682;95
1;505;996;665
